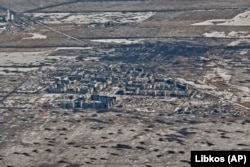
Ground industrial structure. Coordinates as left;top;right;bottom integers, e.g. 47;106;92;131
0;10;14;23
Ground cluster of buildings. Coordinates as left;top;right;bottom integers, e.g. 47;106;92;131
0;10;14;23
44;66;115;110
58;95;116;110
44;63;191;110
0;10;15;32
117;76;190;97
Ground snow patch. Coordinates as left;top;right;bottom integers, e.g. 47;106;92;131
216;68;231;82
0;52;49;66
203;31;250;38
91;39;144;44
0;67;39;72
83;57;100;61
25;12;155;25
192;10;250;26
240;50;248;55
202;31;250;46
0;24;6;33
228;39;250;46
55;47;93;51
203;31;226;38
22;33;47;40
177;78;217;90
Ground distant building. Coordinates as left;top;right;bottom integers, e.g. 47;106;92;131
11;14;14;21
0;10;14;23
58;95;116;110
6;10;10;21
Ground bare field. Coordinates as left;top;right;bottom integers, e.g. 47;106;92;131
0;109;249;167
0;0;71;12
24;0;250;12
